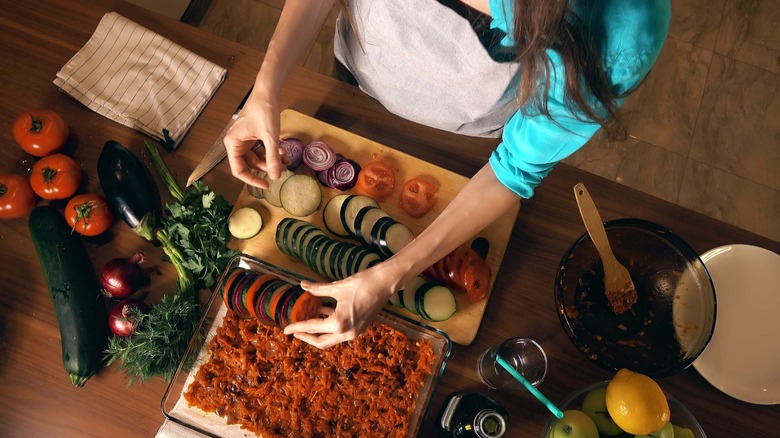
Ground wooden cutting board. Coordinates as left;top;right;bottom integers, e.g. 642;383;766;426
228;109;519;345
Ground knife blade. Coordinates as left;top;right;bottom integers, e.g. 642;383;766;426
186;113;237;187
186;89;252;187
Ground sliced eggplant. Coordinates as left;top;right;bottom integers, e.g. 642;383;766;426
261;169;295;207
246;169;268;199
379;221;415;257
340;194;379;236
280;174;322;217
322;194;352;237
354;206;390;246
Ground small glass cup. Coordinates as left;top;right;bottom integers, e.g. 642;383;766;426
477;337;548;390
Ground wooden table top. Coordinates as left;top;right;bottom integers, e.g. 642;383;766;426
1;1;778;437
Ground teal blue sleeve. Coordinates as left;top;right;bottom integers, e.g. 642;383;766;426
487;0;670;198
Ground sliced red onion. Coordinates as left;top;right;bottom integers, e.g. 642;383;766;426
328;157;361;191
316;168;332;187
303;140;337;171
279;138;304;169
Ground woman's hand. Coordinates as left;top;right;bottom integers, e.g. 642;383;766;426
283;264;404;349
223;91;288;188
222;0;337;188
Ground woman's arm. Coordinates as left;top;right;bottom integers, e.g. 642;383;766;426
224;0;337;188
283;162;521;348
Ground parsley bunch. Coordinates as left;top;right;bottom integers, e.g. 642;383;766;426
160;181;238;291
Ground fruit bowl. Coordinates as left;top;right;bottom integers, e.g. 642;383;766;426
540;381;706;437
555;219;716;377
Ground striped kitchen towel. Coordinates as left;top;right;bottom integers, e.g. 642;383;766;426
54;12;226;149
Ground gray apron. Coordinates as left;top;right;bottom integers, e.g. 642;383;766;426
334;0;520;138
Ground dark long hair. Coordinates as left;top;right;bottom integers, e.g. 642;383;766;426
510;0;624;139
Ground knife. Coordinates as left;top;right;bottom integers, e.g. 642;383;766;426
186;89;252;187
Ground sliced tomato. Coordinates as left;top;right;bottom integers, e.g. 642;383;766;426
445;244;471;289
462;261;491;303
354;161;395;201
288;290;322;324
65;193;114;236
399;176;438;218
222;270;245;308
29;153;82;200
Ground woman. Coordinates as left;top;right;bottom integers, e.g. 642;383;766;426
223;0;671;348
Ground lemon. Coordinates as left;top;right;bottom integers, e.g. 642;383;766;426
605;368;670;435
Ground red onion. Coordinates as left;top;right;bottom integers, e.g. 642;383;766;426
100;253;149;298
279;137;305;169
108;298;149;337
316;168;332;187
303;140;337;171
328;157;361;191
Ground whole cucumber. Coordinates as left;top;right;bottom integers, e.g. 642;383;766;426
29;205;110;387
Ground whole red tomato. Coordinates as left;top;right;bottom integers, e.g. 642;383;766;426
30;153;82;200
65;193;115;236
0;174;37;219
12;109;69;157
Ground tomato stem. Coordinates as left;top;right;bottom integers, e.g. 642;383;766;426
0;183;6;197
71;200;98;233
42;167;58;183
30;114;42;133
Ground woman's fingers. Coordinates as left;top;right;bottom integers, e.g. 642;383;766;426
264;143;286;180
292;332;354;350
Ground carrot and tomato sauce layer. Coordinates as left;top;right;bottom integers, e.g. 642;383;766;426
184;312;436;437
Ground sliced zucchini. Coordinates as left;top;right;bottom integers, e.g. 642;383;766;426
304;234;330;274
415;283;457;322
278;219;310;257
401;276;427;315
356;252;381;273
262;169;295;207
323;194;352;237
228;206;263;240
340;195;379;236
388;290;403;308
319;240;341;280
295;226;326;260
275;218;295;254
334;245;354;280
280;174;322;217
354;206;390;246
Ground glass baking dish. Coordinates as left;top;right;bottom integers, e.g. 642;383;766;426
161;253;453;437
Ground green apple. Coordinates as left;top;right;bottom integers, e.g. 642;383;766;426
673;423;696;438
635;421;674;438
581;387;624;437
551;409;599;438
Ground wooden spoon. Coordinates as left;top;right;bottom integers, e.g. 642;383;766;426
573;183;637;315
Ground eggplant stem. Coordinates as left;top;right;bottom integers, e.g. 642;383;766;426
144;141;184;202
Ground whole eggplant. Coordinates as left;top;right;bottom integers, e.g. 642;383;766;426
98;140;160;240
